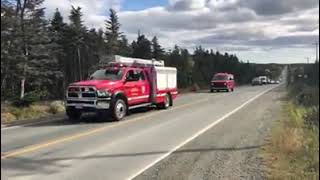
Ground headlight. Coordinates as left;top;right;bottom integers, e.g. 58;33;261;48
97;90;110;97
224;82;227;85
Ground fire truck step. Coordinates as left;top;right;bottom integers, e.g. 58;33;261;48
129;103;152;110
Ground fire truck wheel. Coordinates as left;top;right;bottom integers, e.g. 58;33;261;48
157;94;170;109
66;108;81;122
112;98;127;121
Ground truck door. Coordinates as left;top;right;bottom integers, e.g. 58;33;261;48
136;70;150;103
124;69;141;105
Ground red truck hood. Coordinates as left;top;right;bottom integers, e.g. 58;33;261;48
70;80;123;90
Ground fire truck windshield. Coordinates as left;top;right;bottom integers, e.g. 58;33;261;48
213;75;228;80
89;69;123;80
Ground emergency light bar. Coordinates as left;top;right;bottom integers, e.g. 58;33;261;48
114;55;164;67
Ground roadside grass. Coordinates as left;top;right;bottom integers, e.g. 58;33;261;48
262;102;319;180
1;101;65;124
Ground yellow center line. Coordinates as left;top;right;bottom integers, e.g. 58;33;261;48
1;98;208;159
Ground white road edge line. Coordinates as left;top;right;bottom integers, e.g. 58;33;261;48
127;84;280;180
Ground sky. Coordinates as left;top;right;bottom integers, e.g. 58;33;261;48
42;0;319;64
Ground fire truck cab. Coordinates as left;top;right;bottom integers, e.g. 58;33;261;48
65;56;178;121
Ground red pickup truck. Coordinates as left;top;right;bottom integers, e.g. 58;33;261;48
65;56;178;121
210;73;235;92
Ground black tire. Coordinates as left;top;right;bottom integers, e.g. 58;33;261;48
231;88;234;92
66;108;81;122
111;98;127;121
210;89;214;93
157;93;170;109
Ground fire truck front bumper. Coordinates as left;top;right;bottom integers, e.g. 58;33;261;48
210;86;228;90
65;98;111;111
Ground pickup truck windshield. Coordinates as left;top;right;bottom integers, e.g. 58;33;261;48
89;69;123;80
213;75;228;80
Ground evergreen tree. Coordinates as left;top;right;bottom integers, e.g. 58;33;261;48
84;28;102;76
132;34;152;59
27;3;62;96
118;35;132;57
48;8;67;96
1;1;19;98
10;0;63;98
105;8;122;55
151;36;165;60
64;6;86;82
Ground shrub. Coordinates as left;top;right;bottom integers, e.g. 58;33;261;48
49;101;65;114
10;104;50;120
1;112;17;123
305;106;319;127
12;90;50;107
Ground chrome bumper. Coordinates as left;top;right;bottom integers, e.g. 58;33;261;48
210;87;228;90
65;98;111;110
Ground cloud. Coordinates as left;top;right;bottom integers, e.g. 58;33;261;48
42;0;319;63
43;0;122;24
167;0;207;11
239;0;318;15
247;35;319;47
207;0;239;11
119;5;257;33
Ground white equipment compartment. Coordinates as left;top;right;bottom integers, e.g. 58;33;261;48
155;66;177;90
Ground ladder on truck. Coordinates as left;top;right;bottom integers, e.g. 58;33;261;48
113;55;165;67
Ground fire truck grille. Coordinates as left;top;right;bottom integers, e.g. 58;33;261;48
67;86;97;98
212;82;226;88
67;100;95;105
68;93;78;98
82;93;96;98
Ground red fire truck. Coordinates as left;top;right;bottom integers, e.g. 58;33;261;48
65;56;178;121
210;72;235;92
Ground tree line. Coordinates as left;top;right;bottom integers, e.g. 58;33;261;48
1;0;276;101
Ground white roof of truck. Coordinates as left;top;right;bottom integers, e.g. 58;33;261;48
154;66;177;72
114;55;164;66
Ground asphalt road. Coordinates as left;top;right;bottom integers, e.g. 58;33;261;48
1;83;283;180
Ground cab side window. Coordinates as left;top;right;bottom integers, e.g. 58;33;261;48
126;70;138;81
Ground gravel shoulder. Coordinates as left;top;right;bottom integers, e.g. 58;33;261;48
135;86;285;180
